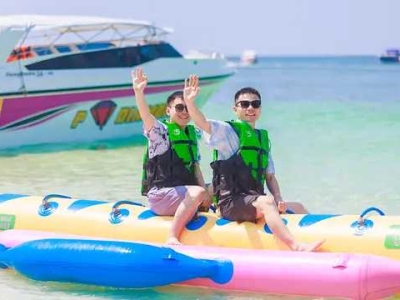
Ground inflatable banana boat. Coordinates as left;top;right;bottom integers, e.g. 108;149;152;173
1;230;400;300
0;193;399;260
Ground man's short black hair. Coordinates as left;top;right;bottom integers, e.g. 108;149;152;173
166;91;184;105
234;87;261;102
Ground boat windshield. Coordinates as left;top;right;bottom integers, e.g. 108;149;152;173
26;42;182;70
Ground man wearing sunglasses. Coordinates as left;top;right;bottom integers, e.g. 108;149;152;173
185;76;324;251
131;68;210;245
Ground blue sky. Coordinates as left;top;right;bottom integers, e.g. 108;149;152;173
1;0;399;56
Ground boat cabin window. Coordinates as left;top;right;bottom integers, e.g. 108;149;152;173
76;42;114;51
138;45;158;61
26;42;182;70
55;45;72;53
34;47;53;56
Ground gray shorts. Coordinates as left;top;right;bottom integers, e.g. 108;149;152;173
147;186;188;216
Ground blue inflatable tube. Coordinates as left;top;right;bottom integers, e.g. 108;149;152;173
0;239;233;288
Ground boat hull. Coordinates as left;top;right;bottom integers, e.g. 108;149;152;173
0;58;233;151
380;56;400;63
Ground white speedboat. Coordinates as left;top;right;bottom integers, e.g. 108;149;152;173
240;49;258;66
0;15;234;152
185;49;226;60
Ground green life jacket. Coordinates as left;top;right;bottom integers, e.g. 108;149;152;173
211;120;270;202
165;121;199;171
141;121;199;195
228;119;270;183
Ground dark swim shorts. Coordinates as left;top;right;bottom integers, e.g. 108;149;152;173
219;194;259;223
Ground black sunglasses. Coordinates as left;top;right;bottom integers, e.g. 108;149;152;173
173;103;188;112
235;100;261;109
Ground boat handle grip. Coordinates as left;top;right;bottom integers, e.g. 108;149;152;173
38;193;71;217
111;200;145;216
109;200;145;224
358;206;385;225
42;194;71;209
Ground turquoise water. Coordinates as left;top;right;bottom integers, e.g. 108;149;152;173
1;56;400;299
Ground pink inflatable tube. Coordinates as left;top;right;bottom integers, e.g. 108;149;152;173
1;229;400;300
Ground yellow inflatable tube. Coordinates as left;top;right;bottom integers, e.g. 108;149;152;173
0;193;399;260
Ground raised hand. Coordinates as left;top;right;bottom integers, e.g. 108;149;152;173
183;74;211;134
131;67;148;92
183;75;200;103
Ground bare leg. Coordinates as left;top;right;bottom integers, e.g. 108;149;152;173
166;186;206;245
199;183;213;212
253;195;324;251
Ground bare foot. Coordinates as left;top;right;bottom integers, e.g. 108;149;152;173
166;237;182;246
293;240;325;252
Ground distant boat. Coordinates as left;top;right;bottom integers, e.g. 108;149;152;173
379;49;400;63
185;50;238;69
185;49;226;60
0;15;234;152
240;49;258;66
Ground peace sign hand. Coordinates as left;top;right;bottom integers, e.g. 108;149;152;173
183;75;200;103
131;67;148;92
